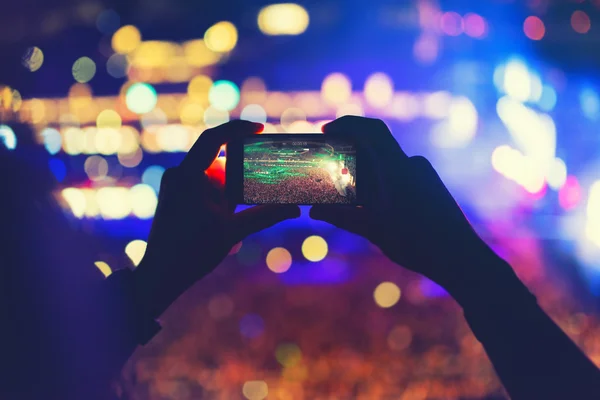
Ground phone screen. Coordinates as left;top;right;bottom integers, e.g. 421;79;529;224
242;135;357;204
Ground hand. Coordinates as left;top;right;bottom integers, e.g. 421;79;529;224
310;116;500;296
134;120;301;318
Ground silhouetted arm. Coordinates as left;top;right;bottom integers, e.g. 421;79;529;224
445;248;600;400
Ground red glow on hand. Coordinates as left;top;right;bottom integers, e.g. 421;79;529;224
206;156;226;186
342;168;348;175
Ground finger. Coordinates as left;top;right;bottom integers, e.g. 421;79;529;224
309;205;373;238
229;204;301;244
182;120;263;172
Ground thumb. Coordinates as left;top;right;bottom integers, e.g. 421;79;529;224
310;205;373;238
229;205;301;244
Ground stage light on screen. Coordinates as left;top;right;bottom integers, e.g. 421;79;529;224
94;261;112;278
524;16;545;40
440;12;463;36
239;313;264;338
374;282;401;308
208;294;234;320
21;46;44;72
572;11;591;34
364;72;394;108
258;3;309;36
387;325;413;351
336;103;365;118
125;240;147;266
266;247;292;273
204;21;238;53
62;188;86;218
72;57;97;83
547;158;568;190
0;125;17;150
321;73;352;105
126;83;157;114
242;380;268;400
130;184;157;219
302;236;328;262
112;25;141;54
580;88;600;120
241;104;268;123
209;80;240;111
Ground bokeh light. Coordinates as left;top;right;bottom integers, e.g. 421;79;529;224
129;184;158;218
364;72;394;108
72;57;97;83
440;12;463;36
301;235;328;262
242;381;268;400
258;3;309;36
61;188;86;218
21;46;44;72
387;325;412;351
96;9;120;35
266;247;292;273
208;80;240;111
321;73;352;105
546;158;567;190
96;109;122;129
539;85;558;111
463;13;487;38
275;343;302;367
572;11;591;34
524;16;545;40
42;128;62;154
188;75;213;103
125;240;147;266
241;77;267;104
374;282;401;308
141;165;165;194
580;88;600;120
97;187;131;219
204;21;238;53
112;25;141;54
94;261;112;278
239;313;264;339
240;104;267;123
204;106;230;127
84;155;109;181
0;125;17;150
106;53;128;78
180;102;205;125
280;107;306;130
126;83;157;114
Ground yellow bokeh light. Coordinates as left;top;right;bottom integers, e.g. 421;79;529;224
188;75;213;103
365;72;394;108
112;25;142;54
321;73;352;105
301;235;328;262
69;83;93;110
94;261;112;278
336;103;364;118
62;127;85;155
275;343;302;367
242;381;268;400
97;187;131;219
241;77;267;104
61;188;86;218
96;109;122;129
374;282;401;308
204;21;238;53
125;239;147;267
258;3;310;36
180;102;205;125
280;107;306;131
81;188;99;217
118;126;141;154
183;39;220;67
130;41;176;68
96;128;122;155
266;247;292;273
129;184;157;219
22;46;44;72
118;147;143;167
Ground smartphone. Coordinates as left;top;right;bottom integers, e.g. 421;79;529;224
226;134;360;205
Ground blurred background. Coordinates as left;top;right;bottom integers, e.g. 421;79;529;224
2;0;600;398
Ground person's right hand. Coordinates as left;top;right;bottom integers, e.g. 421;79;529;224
310;116;503;297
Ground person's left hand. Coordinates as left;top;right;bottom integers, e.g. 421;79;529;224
133;120;300;318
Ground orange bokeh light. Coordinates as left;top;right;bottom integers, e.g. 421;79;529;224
571;11;591;34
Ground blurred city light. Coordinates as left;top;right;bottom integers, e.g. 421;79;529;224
106;53;128;78
364;72;394;108
275;343;302;367
580;88;600;120
141;165;165;194
188;75;213;103
524;16;545;40
0;125;17;150
126;83;158;114
84;155;109;181
72;57;97;83
374;282;401;308
204;21;238;53
572;11;591;34
321;73;352;105
242;380;268;400
125;239;147;266
240;104;267;123
204;106;230;127
258;4;309;36
440;12;463;36
112;25;141;54
538;84;558;111
559;176;582;210
94;261;112;278
129;184;158;219
21;46;44;72
209;80;240;111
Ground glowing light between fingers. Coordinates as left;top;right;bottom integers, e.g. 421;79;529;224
125;240;147;266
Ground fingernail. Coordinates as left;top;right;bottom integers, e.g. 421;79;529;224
321;122;331;133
